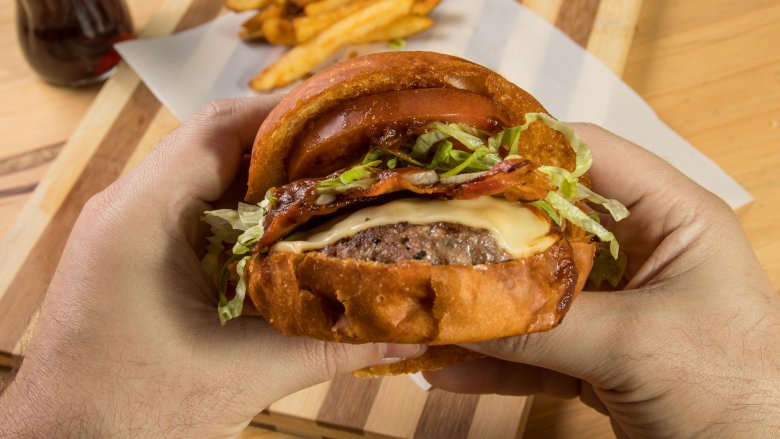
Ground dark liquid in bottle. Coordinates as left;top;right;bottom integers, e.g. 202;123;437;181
16;0;134;87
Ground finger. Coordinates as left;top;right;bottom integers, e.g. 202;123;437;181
423;357;581;399
457;289;637;388
133;96;283;208
206;318;425;413
579;380;610;415
569;123;713;212
568;123;733;283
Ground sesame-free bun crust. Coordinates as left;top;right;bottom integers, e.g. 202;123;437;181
246;51;575;203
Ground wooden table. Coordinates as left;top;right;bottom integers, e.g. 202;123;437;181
2;1;779;438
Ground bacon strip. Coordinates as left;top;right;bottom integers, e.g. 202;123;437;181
256;159;552;249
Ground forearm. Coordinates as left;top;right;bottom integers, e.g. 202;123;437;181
0;372;95;438
0;362;249;439
1;365;142;438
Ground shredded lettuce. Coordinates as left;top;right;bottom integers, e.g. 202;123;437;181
362;148;385;164
441;146;491;177
412;128;448;158
430;144;500;174
428;122;486;150
489;125;522;156
388;38;406;50
202;227;239;280
539;166;578;199
233;224;263;255
202;197;270;324
316;161;380;194
204;202;265;231
316;178;378;195
363;148;424;168
201;203;263;279
546;192;620;258
431;140;454;169
573;183;629;221
238;202;264;227
217;256;250;325
328;160;379;184
392;122;507;174
589;242;628;288
530;200;561;226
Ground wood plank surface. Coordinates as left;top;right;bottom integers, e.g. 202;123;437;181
6;0;777;438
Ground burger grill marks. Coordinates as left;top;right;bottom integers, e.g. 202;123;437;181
203;113;630;324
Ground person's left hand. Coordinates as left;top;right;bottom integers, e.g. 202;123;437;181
0;98;423;438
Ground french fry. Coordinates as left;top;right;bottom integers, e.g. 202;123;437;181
303;0;355;16
293;0;373;43
250;0;414;91
291;0;321;7
350;15;433;44
225;0;272;12
239;3;285;40
410;0;441;16
239;25;265;40
241;5;283;30
262;17;298;45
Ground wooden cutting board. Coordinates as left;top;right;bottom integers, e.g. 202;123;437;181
0;0;642;437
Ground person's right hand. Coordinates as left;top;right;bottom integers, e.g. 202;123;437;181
424;124;780;438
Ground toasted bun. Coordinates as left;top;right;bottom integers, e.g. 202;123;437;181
247;238;594;344
246;238;594;376
246;51;575;203
244;51;596;375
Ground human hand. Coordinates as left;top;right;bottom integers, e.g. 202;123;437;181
0;98;423;438
424;124;780;438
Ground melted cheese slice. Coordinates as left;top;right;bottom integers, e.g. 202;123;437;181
271;197;557;259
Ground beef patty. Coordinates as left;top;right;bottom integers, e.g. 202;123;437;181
320;222;511;265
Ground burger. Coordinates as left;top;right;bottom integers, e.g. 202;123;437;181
202;51;628;377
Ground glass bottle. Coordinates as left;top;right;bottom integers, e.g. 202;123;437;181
16;0;134;87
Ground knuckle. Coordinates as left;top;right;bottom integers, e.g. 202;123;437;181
319;342;341;379
195;99;237;121
569;121;598;130
492;334;536;359
567;121;602;135
78;180;132;231
302;340;349;381
81;191;108;217
80;190;113;227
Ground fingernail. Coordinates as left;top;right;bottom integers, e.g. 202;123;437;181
379;343;427;363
